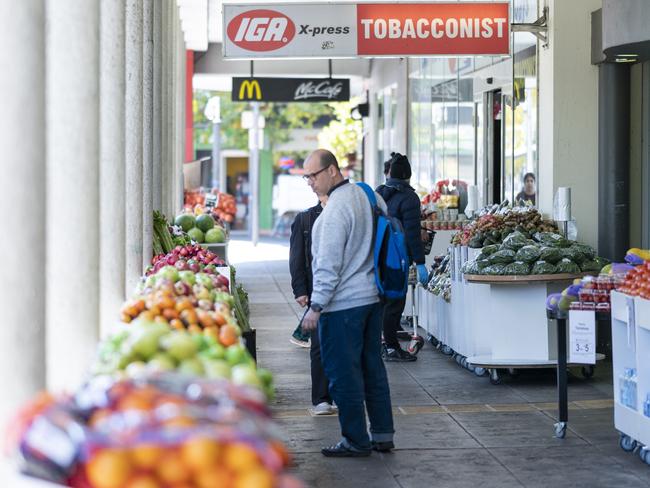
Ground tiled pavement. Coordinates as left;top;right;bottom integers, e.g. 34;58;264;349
230;239;650;488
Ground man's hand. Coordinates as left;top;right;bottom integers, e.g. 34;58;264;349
295;295;309;307
301;309;321;333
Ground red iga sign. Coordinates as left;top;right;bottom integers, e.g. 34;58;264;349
357;2;510;56
226;9;297;52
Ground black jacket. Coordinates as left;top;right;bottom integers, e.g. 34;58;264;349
376;178;425;265
289;202;322;299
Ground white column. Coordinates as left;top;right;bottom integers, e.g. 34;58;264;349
99;0;126;337
176;18;186;213
142;0;154;268
125;0;144;293
170;2;179;217
0;0;46;422
46;0;100;390
153;0;163;212
160;0;169;217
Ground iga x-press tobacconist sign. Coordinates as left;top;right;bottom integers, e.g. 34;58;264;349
223;2;510;58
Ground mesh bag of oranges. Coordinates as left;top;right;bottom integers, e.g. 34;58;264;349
9;374;300;488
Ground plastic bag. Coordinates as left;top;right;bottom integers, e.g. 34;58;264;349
531;260;558;275
482;264;506;275
556;258;581;274
487;249;516;265
580;259;603;274
533;232;570;248
502;261;531;276
515;245;541;263
479;244;500;257
539;246;563;264
461;260;480;274
501;231;529;251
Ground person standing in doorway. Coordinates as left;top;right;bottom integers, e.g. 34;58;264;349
515;172;536;206
376;153;429;362
288;193;335;415
301;149;394;457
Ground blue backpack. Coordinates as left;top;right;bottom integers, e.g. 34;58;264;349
356;182;409;299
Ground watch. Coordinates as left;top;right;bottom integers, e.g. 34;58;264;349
310;303;323;313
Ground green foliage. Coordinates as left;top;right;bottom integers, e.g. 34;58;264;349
317;100;362;167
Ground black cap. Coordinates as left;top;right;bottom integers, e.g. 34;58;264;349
388;152;411;179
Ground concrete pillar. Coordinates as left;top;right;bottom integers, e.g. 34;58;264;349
176;16;186;213
46;0;100;390
99;0;126;337
170;3;179;217
142;0;154;268
0;0;46;422
125;0;144;293
160;0;169;218
153;0;163;212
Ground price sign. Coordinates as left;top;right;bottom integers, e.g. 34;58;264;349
569;310;596;364
205;193;217;210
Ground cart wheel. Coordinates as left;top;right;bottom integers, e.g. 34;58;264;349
474;367;487;377
442;345;453;356
581;366;594;379
460;357;468;368
466;363;476;373
554;421;567;439
508;368;519;377
489;369;501;385
639;447;650;464
619;434;637;452
407;336;424;355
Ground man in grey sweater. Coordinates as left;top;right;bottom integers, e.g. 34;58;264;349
301;149;395;457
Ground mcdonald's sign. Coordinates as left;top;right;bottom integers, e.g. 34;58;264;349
232;77;350;102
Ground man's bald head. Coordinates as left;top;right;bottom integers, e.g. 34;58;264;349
308;149;340;170
303;148;344;196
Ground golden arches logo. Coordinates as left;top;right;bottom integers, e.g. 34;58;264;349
238;80;261;100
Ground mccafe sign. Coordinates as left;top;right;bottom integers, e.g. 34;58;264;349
232;77;350;102
223;2;510;58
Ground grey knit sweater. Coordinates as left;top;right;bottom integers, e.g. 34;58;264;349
310;180;387;313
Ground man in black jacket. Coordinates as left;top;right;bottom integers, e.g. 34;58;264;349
376;153;428;362
289;194;334;415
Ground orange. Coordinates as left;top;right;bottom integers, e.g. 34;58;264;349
155;450;192;485
170;318;185;330
163;415;196;428
213;312;227;327
194;467;233;488
187;324;202;334
130;443;164;470
181;436;221;471
223;443;260;472
124;474;161;488
85;448;133;488
203;327;219;342
234;467;275;488
219;325;238;347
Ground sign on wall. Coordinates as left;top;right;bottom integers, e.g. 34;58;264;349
231;77;350;102
223;2;510;59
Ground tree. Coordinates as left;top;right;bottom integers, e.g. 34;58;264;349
317;100;362;168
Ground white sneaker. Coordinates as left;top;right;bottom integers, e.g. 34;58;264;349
290;337;310;348
311;402;335;415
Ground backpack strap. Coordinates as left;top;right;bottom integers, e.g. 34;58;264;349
356;181;377;209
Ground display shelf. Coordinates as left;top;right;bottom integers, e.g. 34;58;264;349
464;273;584;284
636;296;650;331
200;241;229;262
466;353;606;369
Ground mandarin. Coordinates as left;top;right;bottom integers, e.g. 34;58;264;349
181;436;221;471
85;448;133;488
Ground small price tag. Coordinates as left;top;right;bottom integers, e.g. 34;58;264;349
205;193;217;209
569;310;596;365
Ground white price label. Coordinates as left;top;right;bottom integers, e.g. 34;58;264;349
569;310;596;365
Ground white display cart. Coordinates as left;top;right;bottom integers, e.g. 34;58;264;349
421;245;604;384
611;290;650;464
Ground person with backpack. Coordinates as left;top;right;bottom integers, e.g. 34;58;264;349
301;149;394;458
288;193;335;416
376;153;429;362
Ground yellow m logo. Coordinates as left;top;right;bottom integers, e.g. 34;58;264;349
239;80;261;100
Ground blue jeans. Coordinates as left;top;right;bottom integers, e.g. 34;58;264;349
319;302;394;451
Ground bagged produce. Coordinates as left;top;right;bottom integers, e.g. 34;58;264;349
533;232;570;248
572;242;596;260
532;260;558;275
501;231;529;251
539;246;563;264
482;264;506;275
502;261;531;276
515;245;541;263
580;259;603;274
487;249;516;265
556;258;581;274
479;244;500;257
476;258;491;270
461;260;479;274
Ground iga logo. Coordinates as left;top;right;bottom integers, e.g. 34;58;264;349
227;9;296;51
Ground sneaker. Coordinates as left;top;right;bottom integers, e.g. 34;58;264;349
383;346;417;362
321;442;371;457
311;402;336;415
290;337;310;348
371;440;395;452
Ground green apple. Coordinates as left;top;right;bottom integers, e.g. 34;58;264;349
200;343;226;360
158;265;180;283
179;270;196;286
161;331;199;361
147;352;176;371
224;344;249;366
129;323;169;360
178;357;205;376
257;368;273;387
195;273;214;290
231;364;262;388
202;359;231;379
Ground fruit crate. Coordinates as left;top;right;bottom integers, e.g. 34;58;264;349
200;241;228;263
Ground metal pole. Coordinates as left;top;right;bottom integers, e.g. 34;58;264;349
250;102;260;246
212;120;221;189
555;317;568;438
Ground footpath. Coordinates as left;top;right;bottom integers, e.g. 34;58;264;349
229;238;650;488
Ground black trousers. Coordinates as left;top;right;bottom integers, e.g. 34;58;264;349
382;297;407;349
299;309;331;406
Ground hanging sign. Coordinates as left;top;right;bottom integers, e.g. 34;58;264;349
568;310;596;365
232;77;350;102
223;2;511;59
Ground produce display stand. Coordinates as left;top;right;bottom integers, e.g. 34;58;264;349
611;291;650;464
546;309;610;439
200;240;229;263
